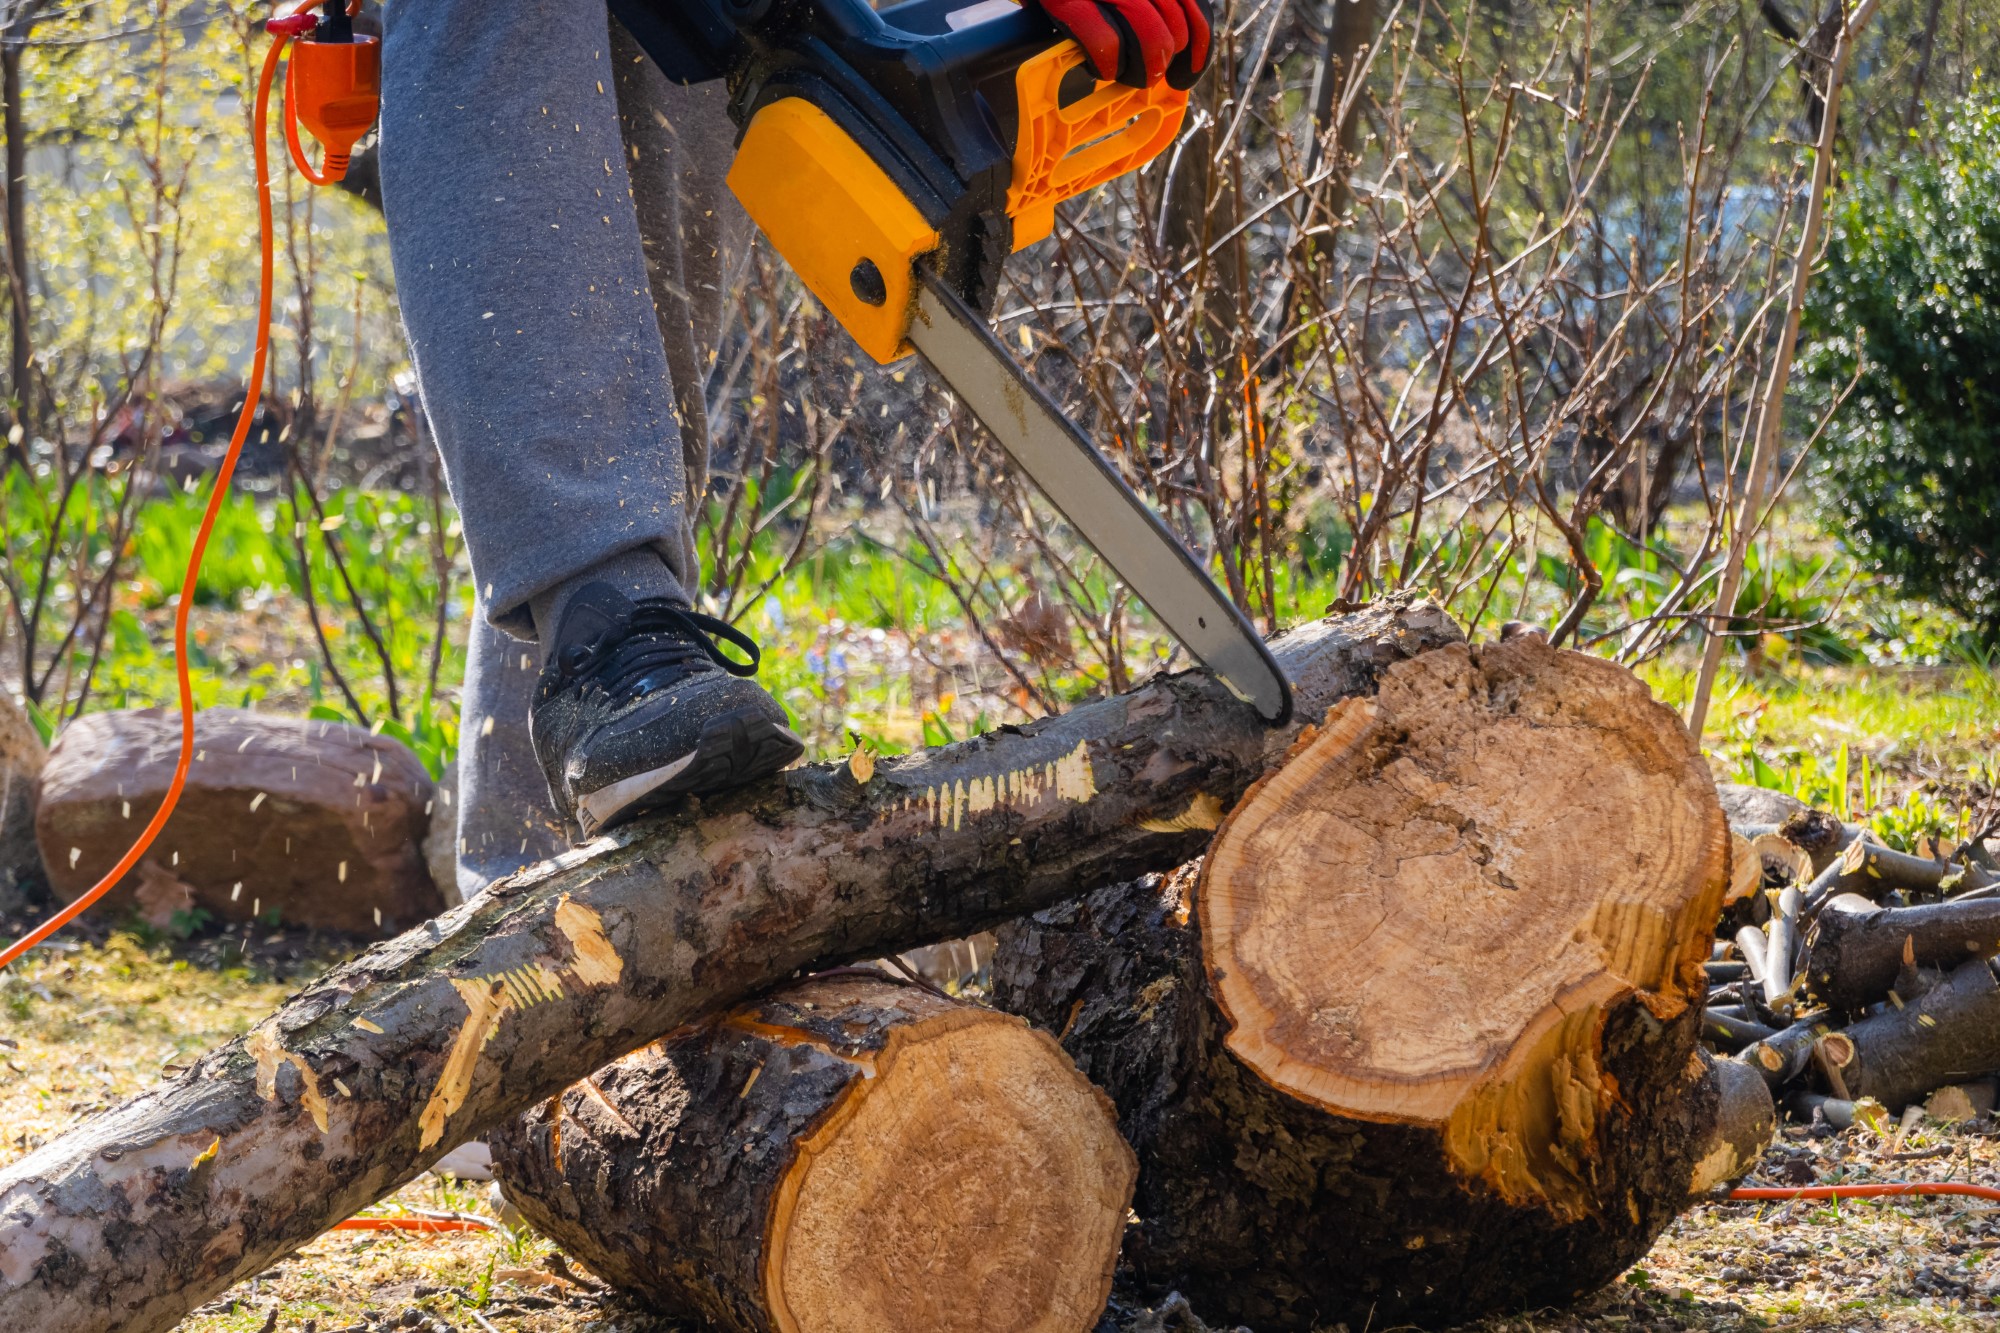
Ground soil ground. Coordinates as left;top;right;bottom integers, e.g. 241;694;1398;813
2;926;1997;1333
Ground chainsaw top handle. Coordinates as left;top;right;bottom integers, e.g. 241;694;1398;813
608;0;1186;316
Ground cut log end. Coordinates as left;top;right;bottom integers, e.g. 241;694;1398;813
1199;640;1727;1215
764;999;1134;1333
1688;1055;1777;1195
495;975;1135;1333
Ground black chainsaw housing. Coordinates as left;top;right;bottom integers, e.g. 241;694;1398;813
608;0;1057;313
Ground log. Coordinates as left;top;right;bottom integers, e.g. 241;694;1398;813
0;598;1462;1333
490;973;1135;1333
1733;924;1770;986
1800;894;2000;1014
1763;884;1804;1009
991;640;1731;1330
1740;1017;1830;1090
1689;1057;1778;1195
1731;810;1855;873
1778;808;1854;872
1788;1092;1859;1129
1816;956;2000;1110
1702;1008;1778;1052
1800;837;1999;915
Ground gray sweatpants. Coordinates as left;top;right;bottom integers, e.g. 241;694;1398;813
379;0;745;892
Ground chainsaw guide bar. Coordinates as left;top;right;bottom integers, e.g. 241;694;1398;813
910;265;1293;723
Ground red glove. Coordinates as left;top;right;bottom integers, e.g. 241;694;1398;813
1030;0;1212;90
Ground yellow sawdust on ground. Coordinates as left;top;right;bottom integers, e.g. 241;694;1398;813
4;936;1998;1332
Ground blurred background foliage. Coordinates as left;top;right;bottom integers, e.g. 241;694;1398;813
1802;92;2000;646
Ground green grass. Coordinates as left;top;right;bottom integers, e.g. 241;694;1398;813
1642;657;2000;848
11;477;468;775
15;474;2000;801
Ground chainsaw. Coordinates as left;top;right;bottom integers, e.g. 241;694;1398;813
611;0;1293;724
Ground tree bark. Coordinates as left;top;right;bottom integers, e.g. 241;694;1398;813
993;639;1734;1330
1816;956;2000;1111
1302;0;1378;250
490;972;1134;1333
1803;839;2000;912
1690;1056;1778;1196
0;597;1462;1333
1801;895;2000;1015
2;40;31;428
1739;1016;1831;1091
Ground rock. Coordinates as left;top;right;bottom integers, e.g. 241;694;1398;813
1716;782;1808;831
35;708;440;935
431;1139;492;1182
0;693;47;916
421;757;460;906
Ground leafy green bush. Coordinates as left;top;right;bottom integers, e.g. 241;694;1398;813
1801;96;2000;646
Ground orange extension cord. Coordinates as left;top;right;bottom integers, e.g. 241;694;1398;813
0;30;298;973
0;18;495;1246
0;2;376;971
318;1185;1995;1241
332;1217;494;1234
1730;1183;2000;1205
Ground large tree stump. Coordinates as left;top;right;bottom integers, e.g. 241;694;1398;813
0;600;1461;1333
490;973;1134;1333
992;641;1731;1330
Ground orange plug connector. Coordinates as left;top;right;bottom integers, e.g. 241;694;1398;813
275;0;379;185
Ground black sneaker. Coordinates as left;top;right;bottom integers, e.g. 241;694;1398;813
530;583;804;836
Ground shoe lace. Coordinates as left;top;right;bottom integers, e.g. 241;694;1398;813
553;602;761;704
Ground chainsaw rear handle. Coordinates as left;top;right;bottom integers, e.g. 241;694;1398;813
609;0;1182;313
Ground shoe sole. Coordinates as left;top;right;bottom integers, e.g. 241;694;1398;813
573;706;805;837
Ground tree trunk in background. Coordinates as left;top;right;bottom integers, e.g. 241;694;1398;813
491;973;1134;1333
1902;0;1946;132
0;599;1462;1333
1304;0;1379;253
2;40;30;430
994;640;1740;1330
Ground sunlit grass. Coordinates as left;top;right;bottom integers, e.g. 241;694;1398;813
0;935;298;1165
1646;660;2000;776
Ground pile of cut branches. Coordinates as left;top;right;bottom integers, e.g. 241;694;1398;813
1705;801;2000;1126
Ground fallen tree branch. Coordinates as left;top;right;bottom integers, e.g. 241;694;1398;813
1740;1015;1829;1090
1801;838;1998;915
0;598;1462;1333
1801;895;2000;1015
1818;956;2000;1110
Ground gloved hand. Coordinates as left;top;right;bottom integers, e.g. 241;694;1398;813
1029;0;1213;90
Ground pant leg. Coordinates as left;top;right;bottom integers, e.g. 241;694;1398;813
453;605;569;897
608;22;749;538
437;17;748;876
380;0;699;639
